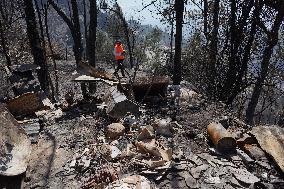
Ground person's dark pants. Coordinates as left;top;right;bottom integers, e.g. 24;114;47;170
114;59;125;77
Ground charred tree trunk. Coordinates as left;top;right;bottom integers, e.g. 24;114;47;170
83;0;87;60
24;0;49;93
49;0;83;65
44;3;59;97
34;0;56;101
246;2;284;125
173;0;184;85
49;0;87;98
88;0;97;66
221;0;237;101
222;0;255;103
227;1;263;104
203;0;209;40
88;0;97;93
169;15;174;69
71;0;83;65
208;0;220;98
0;17;11;67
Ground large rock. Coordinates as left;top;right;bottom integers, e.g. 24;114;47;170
0;104;31;176
250;125;284;173
153;118;173;137
106;123;125;139
105;87;140;119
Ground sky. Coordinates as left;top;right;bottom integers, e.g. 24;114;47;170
115;0;164;27
114;0;197;37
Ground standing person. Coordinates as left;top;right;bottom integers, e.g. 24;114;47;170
113;40;125;77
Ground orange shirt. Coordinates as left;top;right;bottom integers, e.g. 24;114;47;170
114;44;125;60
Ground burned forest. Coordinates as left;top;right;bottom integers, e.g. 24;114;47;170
1;0;284;188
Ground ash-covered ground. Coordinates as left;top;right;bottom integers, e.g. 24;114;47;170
1;60;283;189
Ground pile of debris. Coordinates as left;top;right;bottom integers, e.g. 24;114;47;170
61;94;284;188
1;61;284;189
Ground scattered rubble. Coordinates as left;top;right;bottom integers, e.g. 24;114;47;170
2;61;283;189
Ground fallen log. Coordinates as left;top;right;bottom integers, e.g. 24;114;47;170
78;62;116;81
72;75;122;86
207;122;236;152
0;104;31;176
105;87;139;119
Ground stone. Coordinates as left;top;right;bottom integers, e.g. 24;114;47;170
236;134;257;148
81;156;91;169
172;147;184;160
185;175;199;188
106;123;125;139
70;159;76;168
204;176;221;184
135;139;172;162
237;149;254;165
243;144;266;160
250;125;284;173
229;167;260;184
153;118;173;137
187;154;203;166
110;146;121;159
137;126;155;141
106;175;156;189
190;164;209;179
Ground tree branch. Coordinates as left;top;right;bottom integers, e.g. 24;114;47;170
48;0;74;29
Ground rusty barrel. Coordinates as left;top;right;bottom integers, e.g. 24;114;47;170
207;122;236;152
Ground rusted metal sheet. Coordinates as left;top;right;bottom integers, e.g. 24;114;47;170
0;104;31;176
6;92;49;116
9;64;41;96
123;76;170;100
207;122;236;152
250;126;284;173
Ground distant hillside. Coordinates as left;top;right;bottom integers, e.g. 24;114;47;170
39;1;170;49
